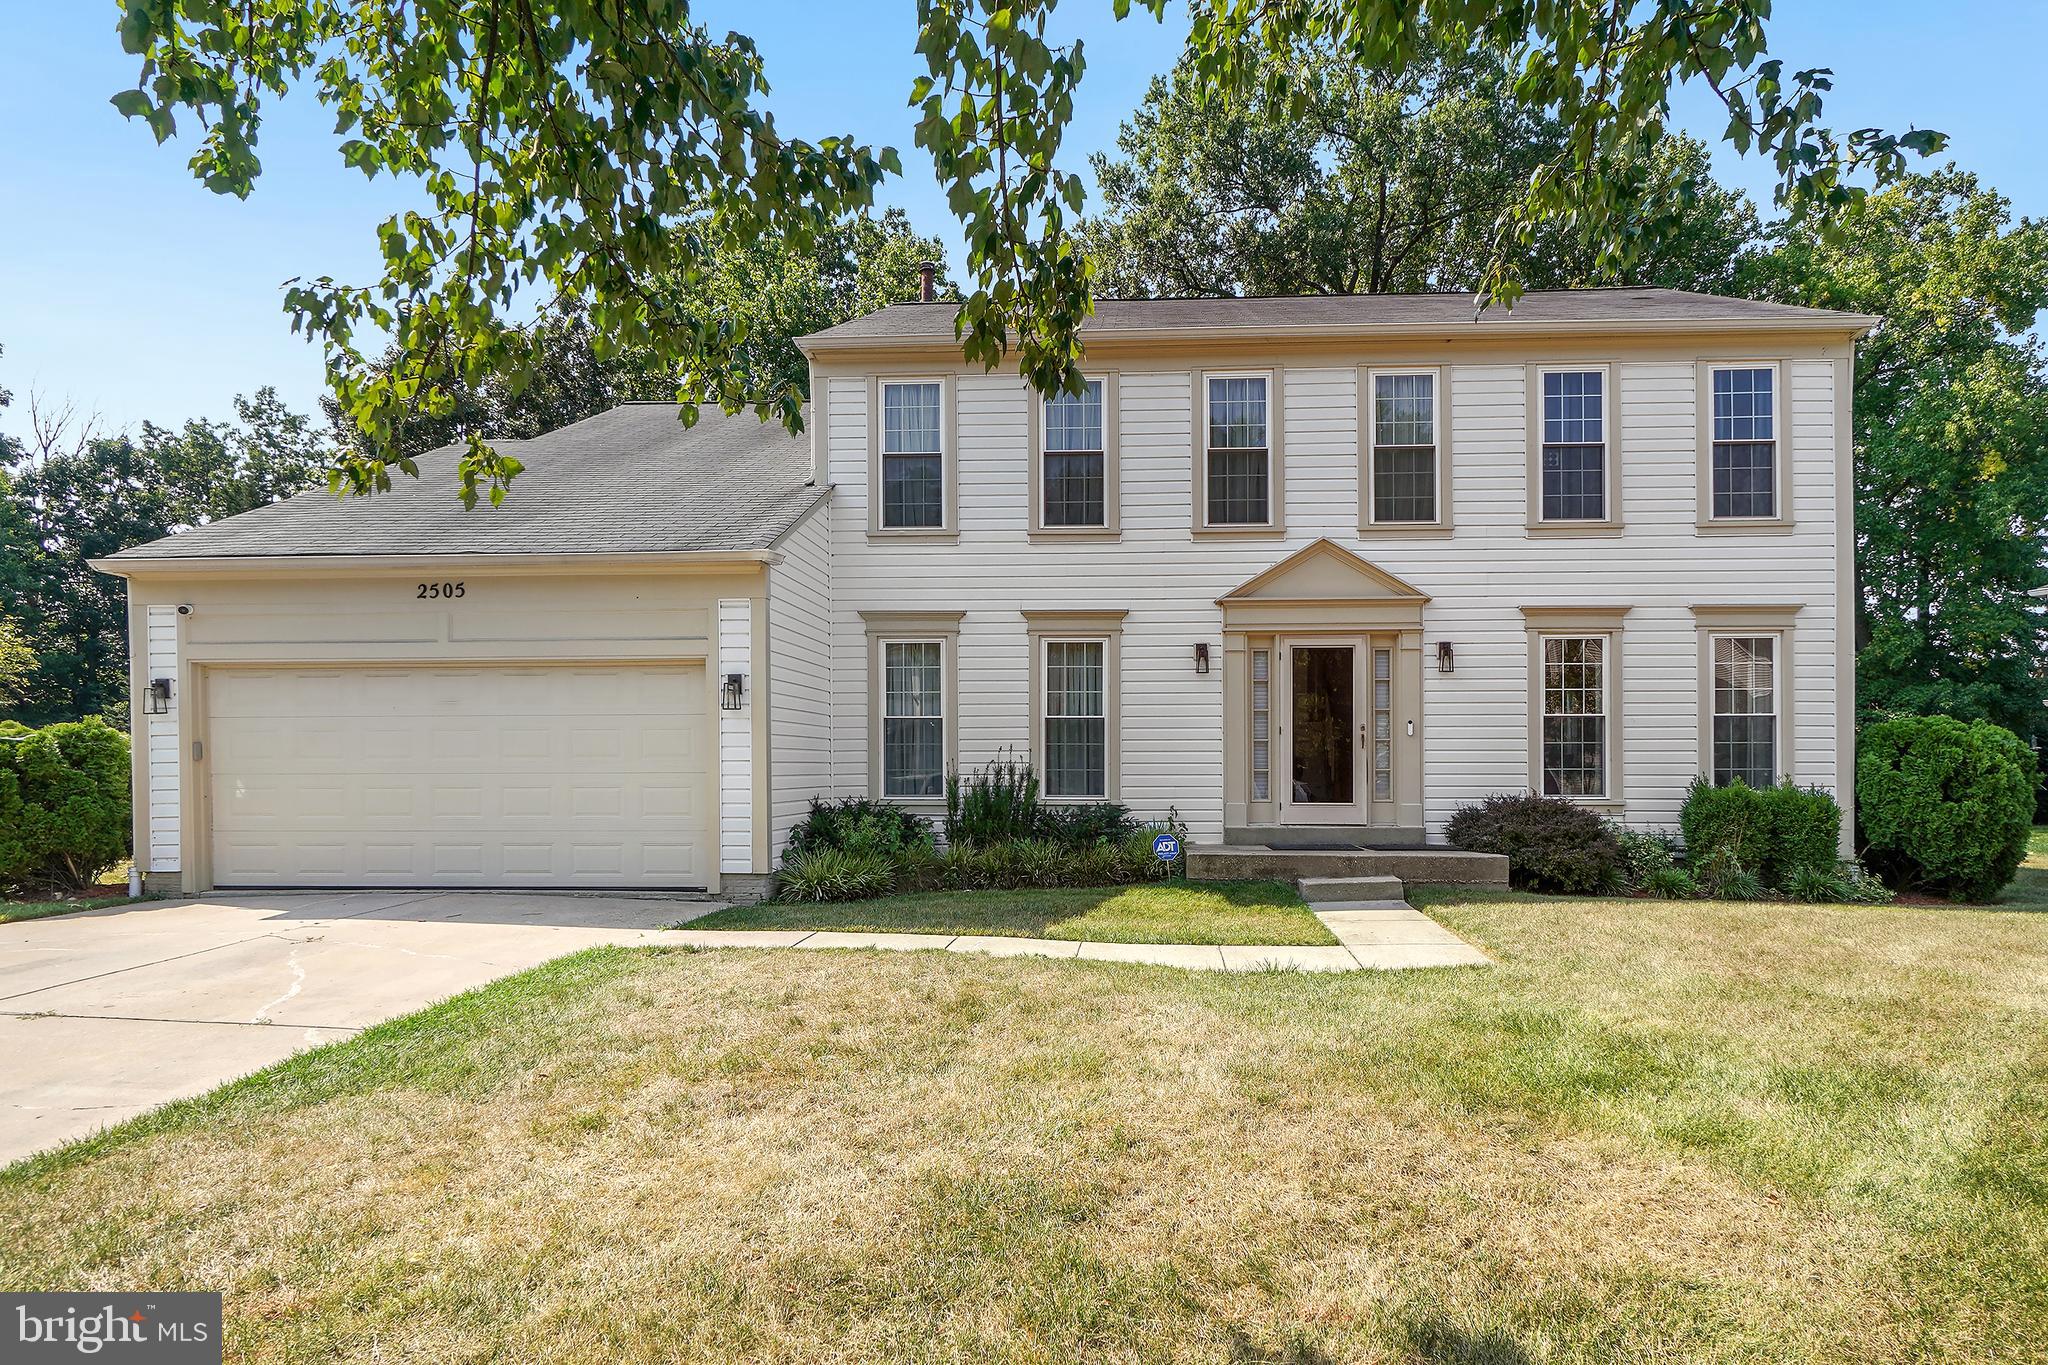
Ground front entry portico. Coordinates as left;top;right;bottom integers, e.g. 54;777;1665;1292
1218;541;1429;842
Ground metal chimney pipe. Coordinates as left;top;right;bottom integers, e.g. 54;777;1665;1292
918;261;936;302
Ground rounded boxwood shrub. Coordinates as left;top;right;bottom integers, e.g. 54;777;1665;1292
1857;715;2036;902
1446;792;1622;894
0;717;132;894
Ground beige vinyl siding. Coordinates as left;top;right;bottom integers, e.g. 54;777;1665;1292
716;598;753;874
144;604;182;873
820;352;1843;842
768;501;832;858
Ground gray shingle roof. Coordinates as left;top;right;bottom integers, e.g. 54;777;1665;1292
801;287;1874;346
110;403;821;562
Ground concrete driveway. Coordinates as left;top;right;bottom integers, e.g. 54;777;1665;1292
0;891;705;1166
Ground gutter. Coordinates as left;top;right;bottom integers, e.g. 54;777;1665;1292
798;313;1883;356
89;548;783;577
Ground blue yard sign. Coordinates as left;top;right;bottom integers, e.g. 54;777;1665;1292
1151;831;1182;862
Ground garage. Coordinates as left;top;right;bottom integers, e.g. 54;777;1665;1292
206;663;712;889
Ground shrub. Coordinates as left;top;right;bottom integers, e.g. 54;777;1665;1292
1834;859;1896;905
1642;866;1697;899
785;796;934;860
1782;863;1849;904
1446;793;1622;895
1691;844;1764;901
1857;715;2037;901
1038;801;1136;848
775;847;898;903
1678;777;1841;891
1607;822;1679;892
946;752;1040;846
0;717;132;895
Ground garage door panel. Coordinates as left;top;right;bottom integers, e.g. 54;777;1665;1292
209;664;709;888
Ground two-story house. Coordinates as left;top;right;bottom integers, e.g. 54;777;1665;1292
98;289;1869;900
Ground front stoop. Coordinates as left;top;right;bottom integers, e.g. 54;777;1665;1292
1187;843;1509;889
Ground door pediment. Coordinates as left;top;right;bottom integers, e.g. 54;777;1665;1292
1217;539;1428;631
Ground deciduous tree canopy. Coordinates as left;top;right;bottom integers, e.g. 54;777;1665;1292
113;0;1939;500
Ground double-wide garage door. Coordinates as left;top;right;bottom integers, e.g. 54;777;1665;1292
208;664;711;889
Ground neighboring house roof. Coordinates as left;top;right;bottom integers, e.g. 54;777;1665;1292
105;403;821;565
800;287;1878;350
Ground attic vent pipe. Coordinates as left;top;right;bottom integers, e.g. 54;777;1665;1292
919;262;937;302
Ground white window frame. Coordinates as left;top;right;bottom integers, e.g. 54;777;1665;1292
873;376;953;535
1032;375;1118;534
1199;370;1278;531
1531;364;1615;527
1698;360;1788;528
1038;636;1110;800
1537;633;1611;800
1365;367;1444;528
1708;632;1781;788
877;636;948;800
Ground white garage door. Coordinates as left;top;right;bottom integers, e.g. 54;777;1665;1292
208;664;711;889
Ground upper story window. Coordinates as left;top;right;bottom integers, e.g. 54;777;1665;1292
1043;381;1106;528
1709;365;1776;520
1205;374;1272;526
880;381;945;529
1369;371;1438;523
1540;369;1607;522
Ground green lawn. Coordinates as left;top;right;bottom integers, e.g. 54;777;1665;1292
0;896;139;926
693;879;1337;946
5;890;2046;1362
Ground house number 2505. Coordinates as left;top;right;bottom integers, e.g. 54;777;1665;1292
416;581;466;599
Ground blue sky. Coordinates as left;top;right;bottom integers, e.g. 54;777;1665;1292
1;1;2042;440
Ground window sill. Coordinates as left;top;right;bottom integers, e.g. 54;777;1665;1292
1356;523;1454;538
866;530;962;544
1028;528;1121;543
1695;518;1795;534
1526;520;1624;537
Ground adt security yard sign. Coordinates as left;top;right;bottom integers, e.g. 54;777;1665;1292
1151;831;1181;862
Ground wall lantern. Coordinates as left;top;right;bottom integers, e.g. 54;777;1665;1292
1193;643;1211;675
1435;642;1455;674
720;673;745;711
147;677;174;714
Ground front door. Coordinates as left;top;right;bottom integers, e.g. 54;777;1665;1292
1282;641;1364;824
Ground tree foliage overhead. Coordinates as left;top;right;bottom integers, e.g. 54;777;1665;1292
1747;169;2048;745
1079;36;1760;299
115;0;1940;499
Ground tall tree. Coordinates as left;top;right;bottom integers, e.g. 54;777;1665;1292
1079;39;1758;298
1;388;327;725
1747;169;2048;744
113;1;1938;501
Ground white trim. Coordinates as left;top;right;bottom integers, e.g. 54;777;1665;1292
1533;363;1613;525
1037;635;1110;801
1200;370;1277;530
1364;367;1445;527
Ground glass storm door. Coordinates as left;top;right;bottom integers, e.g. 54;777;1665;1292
1282;642;1364;824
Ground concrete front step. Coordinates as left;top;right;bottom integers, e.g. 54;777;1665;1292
1225;824;1425;849
1298;874;1405;903
1188;843;1510;888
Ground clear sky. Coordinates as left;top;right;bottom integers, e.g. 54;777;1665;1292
1;1;2042;441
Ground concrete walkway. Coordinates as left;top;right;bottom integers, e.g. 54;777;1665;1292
669;900;1490;973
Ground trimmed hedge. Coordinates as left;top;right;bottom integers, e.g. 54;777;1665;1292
1857;715;2036;902
1678;777;1840;891
0;717;132;894
776;826;1185;903
1446;793;1621;894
